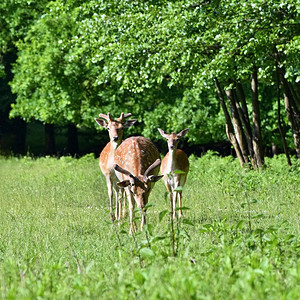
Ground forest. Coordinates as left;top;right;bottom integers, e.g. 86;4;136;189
1;0;300;167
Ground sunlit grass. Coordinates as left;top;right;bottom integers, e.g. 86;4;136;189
0;153;299;299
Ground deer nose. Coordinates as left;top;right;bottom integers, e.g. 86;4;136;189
170;145;175;149
113;136;119;142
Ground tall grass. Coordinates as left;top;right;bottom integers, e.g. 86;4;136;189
0;153;299;299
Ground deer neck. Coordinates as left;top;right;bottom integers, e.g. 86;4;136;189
111;141;118;150
111;138;122;151
167;147;177;172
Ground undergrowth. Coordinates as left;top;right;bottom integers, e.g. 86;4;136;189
0;152;299;299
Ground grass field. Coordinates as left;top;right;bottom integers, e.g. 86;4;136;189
0;153;299;299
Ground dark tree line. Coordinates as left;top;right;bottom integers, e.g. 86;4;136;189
1;0;300;167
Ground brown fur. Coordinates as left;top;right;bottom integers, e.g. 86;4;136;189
158;128;190;218
161;149;189;178
95;113;136;221
114;136;160;178
114;136;162;234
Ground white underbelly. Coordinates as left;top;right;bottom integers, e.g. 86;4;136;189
167;173;181;189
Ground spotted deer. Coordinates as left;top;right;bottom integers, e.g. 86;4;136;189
158;128;189;219
113;136;163;234
95;112;136;221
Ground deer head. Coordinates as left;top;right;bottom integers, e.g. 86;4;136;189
95;112;136;148
114;159;163;209
158;128;189;151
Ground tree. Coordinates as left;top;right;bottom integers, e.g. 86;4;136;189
10;0;225;144
7;0;300;165
0;0;50;154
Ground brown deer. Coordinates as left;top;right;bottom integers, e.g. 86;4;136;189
113;136;163;234
158;128;189;219
95;112;136;221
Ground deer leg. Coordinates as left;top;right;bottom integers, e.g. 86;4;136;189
106;178;115;221
178;191;183;218
114;188;120;220
178;175;186;218
117;188;123;221
118;192;122;220
173;191;178;219
141;209;146;231
122;189;127;218
128;190;136;235
168;189;174;220
165;182;174;220
173;176;181;219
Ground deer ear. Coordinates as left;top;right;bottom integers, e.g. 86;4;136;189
158;128;168;138
95;118;108;128
117;180;131;188
123;119;137;128
177;128;189;138
147;175;163;183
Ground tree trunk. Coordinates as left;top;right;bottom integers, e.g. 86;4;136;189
288;81;300;112
225;88;249;164
295;81;300;105
276;65;291;166
44;123;56;155
251;67;264;168
279;69;300;159
233;87;256;168
67;123;79;156
236;82;251;129
215;78;245;167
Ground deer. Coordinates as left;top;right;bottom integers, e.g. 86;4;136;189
113;136;163;234
95;112;136;221
158;128;189;219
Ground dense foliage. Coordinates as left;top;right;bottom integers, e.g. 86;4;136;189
1;0;300;158
0;154;299;298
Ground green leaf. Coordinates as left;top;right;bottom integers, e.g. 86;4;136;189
144;224;154;236
152;235;167;243
182;218;194;226
252;214;264;219
85;261;95;274
159;210;168;222
133;270;146;284
175;206;190;211
174;186;184;192
139;247;155;259
144;203;154;210
173;170;185;174
236;220;245;230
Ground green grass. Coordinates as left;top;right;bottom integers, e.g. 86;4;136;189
0;152;299;299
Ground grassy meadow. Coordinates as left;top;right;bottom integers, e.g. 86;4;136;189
0;153;299;299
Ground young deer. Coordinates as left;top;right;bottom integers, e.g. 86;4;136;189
113;136;163;234
95;112;136;221
158;128;189;219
